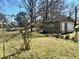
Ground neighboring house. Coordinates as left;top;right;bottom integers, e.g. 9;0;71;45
42;16;74;34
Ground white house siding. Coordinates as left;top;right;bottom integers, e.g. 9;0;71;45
67;22;74;32
61;22;74;33
61;22;65;33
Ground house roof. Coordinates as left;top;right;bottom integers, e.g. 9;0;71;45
44;15;74;23
53;16;74;22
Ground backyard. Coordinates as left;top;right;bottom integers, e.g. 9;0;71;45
0;0;79;59
0;30;79;59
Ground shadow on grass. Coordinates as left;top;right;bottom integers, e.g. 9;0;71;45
1;47;26;59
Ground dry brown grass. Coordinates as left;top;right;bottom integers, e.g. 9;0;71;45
0;31;79;59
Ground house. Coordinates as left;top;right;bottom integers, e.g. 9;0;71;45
41;16;74;34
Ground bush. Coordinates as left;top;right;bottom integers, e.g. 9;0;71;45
71;37;78;43
53;34;59;38
60;36;64;39
65;35;70;40
71;37;75;41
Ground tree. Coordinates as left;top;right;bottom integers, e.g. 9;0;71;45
38;0;64;22
22;0;37;32
38;0;64;35
14;12;27;27
13;0;44;50
0;13;6;22
63;1;75;17
0;13;6;28
10;21;18;28
5;0;64;50
49;0;63;21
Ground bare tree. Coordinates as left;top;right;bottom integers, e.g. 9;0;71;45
39;0;64;22
5;0;64;50
22;0;43;31
62;0;75;18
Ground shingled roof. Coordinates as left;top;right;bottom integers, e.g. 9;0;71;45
43;15;74;23
53;15;74;22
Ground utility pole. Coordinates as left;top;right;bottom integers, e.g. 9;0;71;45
74;6;78;42
45;0;48;21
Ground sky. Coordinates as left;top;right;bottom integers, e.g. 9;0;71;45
66;0;79;5
0;0;79;17
0;0;26;15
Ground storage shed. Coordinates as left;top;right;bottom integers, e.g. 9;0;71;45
42;16;74;34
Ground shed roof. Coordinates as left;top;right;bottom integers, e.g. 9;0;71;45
43;15;74;23
53;16;74;22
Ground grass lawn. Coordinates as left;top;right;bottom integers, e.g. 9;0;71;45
0;30;79;59
19;37;79;59
63;32;79;38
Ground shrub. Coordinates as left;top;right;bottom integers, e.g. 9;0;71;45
53;34;59;38
71;37;78;43
60;36;64;39
65;35;70;40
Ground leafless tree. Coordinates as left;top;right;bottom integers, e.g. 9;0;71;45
38;0;64;22
4;0;64;50
62;0;75;18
